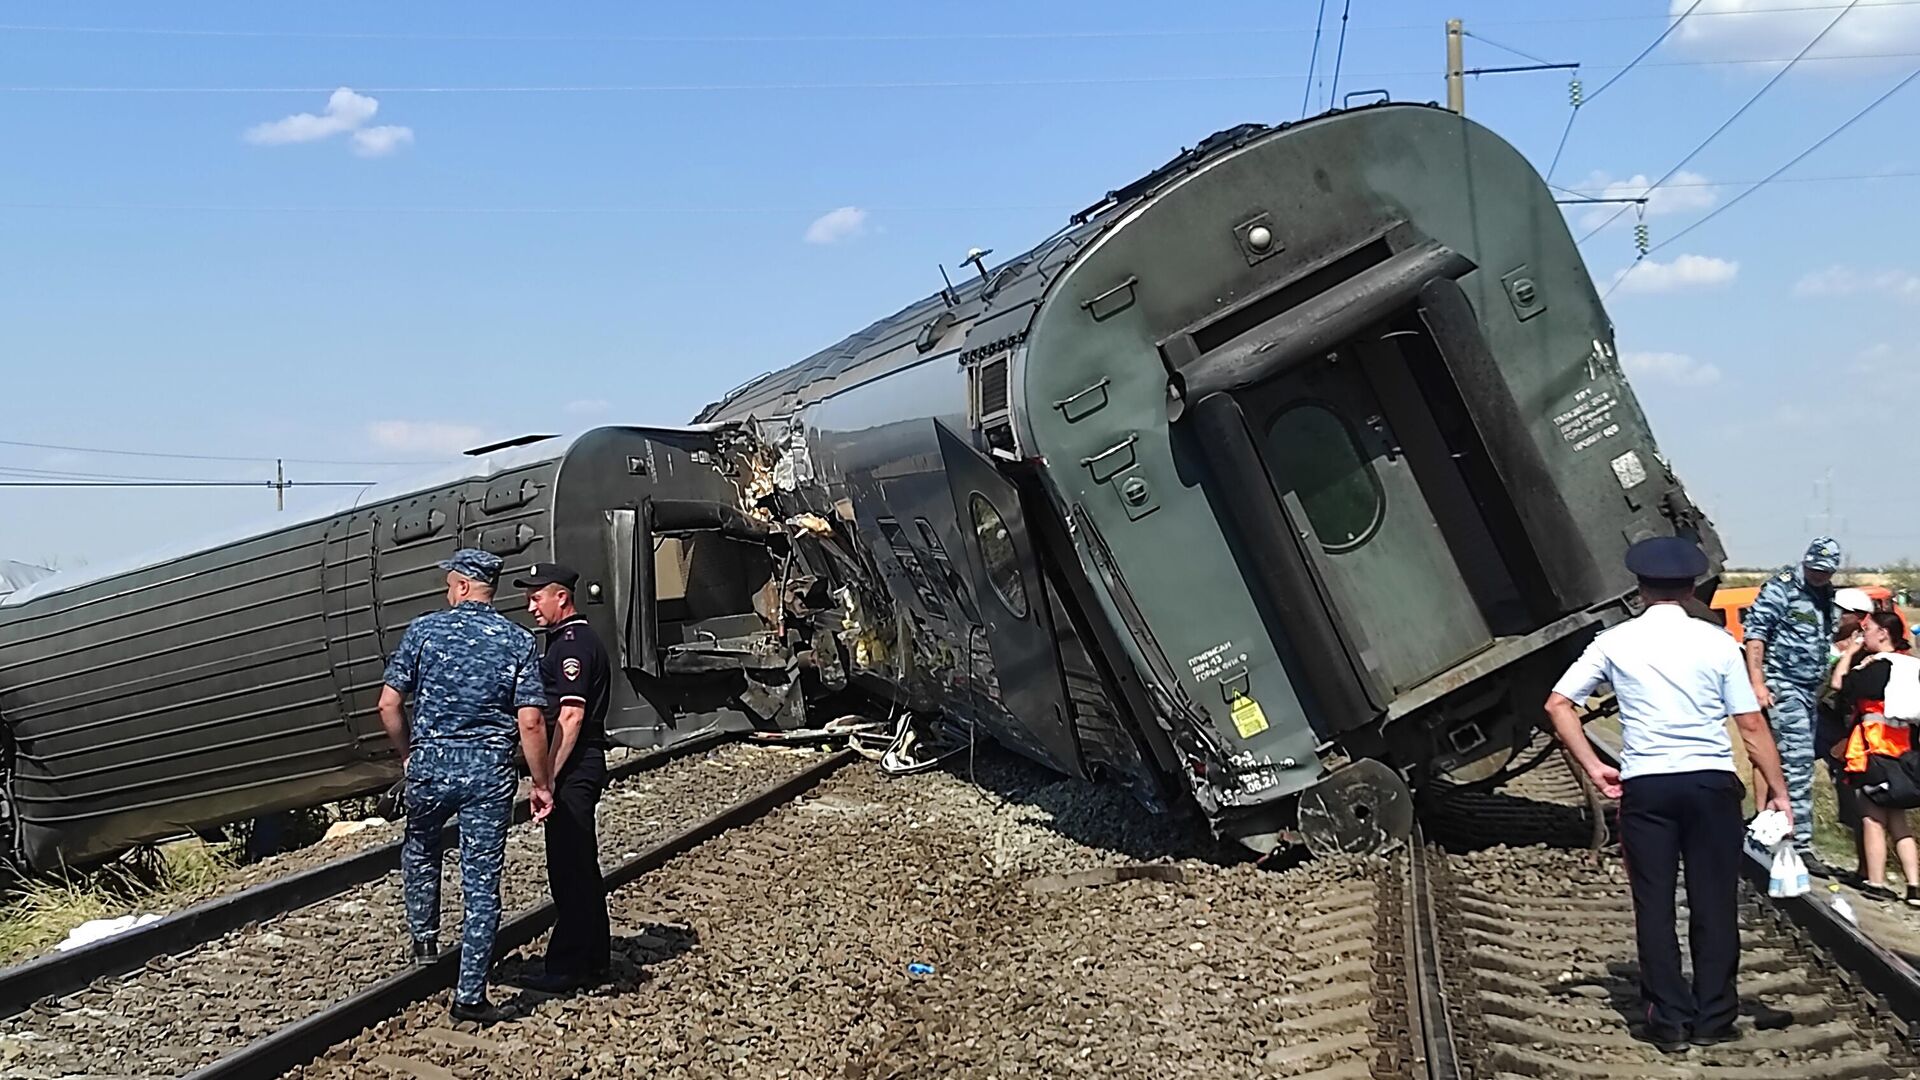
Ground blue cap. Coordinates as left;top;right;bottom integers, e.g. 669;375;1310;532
439;548;503;585
1803;536;1842;573
1624;536;1708;581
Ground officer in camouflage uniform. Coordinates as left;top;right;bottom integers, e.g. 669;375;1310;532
378;548;555;1023
1743;536;1842;872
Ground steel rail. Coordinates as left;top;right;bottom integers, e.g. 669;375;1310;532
1403;826;1465;1080
0;729;731;1017
182;747;854;1080
1584;722;1920;1032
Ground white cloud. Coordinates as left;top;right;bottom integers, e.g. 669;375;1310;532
245;88;412;157
804;206;869;245
1621;350;1723;386
1667;0;1920;67
350;125;414;158
564;399;611;416
1793;265;1920;300
1609;254;1740;294
365;420;485;456
1851;344;1920;391
1574;170;1718;230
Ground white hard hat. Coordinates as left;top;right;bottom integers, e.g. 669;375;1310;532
1834;587;1874;614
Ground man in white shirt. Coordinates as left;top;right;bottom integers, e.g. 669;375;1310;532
1546;537;1791;1052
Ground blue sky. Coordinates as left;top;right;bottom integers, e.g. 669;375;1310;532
2;0;1917;571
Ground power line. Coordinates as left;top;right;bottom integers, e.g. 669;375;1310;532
1588;0;1707;104
1327;0;1356;110
1577;0;1865;246
4;51;1917;94
1300;0;1329;119
1606;65;1920;297
0;480;373;489
0;169;1912;219
0;462;255;483
1550;0;1706;183
1462;29;1561;68
0;5;1913;41
1557;169;1920;191
0;437;436;466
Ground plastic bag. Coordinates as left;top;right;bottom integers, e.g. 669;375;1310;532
1748;808;1792;848
1769;842;1810;898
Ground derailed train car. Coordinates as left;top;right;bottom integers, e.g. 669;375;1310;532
700;103;1720;855
0;426;823;869
1;102;1720;868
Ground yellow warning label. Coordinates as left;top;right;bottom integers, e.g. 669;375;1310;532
1229;693;1269;739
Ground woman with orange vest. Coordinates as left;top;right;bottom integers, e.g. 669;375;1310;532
1830;611;1920;905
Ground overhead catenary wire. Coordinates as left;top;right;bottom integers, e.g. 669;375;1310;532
1326;0;1355;110
4;50;1917;94
1548;0;1706;183
1462;29;1562;68
0;436;437;467
0;480;374;489
1605;65;1920;298
2;170;1915;218
0;5;1913;42
1577;0;1864;246
1300;0;1329;119
1587;0;1706;104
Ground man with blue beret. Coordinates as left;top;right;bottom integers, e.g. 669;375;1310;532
1547;536;1790;1051
378;547;555;1023
1743;536;1842;870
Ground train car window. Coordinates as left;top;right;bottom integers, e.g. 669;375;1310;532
968;492;1030;618
1264;404;1383;552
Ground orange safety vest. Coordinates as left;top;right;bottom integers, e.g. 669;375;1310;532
1845;701;1912;774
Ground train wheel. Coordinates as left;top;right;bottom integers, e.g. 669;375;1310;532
1296;758;1413;858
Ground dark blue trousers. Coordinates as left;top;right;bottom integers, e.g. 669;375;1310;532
1619;769;1744;1038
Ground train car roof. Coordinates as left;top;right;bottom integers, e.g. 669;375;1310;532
2;423;726;609
693;119;1324;425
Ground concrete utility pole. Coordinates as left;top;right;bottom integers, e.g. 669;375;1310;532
1446;19;1466;114
275;459;285;512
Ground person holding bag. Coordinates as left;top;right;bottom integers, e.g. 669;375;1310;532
1830;611;1920;906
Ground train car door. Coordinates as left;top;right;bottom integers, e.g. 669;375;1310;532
934;420;1083;778
1245;348;1491;697
320;513;388;755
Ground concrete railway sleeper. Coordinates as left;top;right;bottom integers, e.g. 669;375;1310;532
0;731;732;1019
1405;741;1920;1079
0;742;843;1080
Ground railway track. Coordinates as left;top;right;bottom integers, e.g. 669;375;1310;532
15;727;1920;1079
0;731;732;1016
1403;734;1920;1080
0;741;844;1080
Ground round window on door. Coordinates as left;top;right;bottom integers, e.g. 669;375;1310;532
1265;403;1384;552
967;492;1029;618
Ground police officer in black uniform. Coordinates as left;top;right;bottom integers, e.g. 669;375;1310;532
514;561;613;991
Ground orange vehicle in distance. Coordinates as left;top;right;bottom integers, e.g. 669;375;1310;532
1707;584;1909;642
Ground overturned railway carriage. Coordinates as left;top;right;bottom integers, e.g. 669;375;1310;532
0;426;819;869
0;103;1721;869
701;103;1721;855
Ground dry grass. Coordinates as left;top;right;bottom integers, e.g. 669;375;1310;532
0;838;235;964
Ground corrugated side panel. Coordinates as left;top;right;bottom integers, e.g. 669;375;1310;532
0;520;356;866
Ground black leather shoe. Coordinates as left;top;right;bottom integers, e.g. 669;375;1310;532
1690;1026;1739;1046
517;969;592;994
449;999;512;1024
410;939;439;966
1803;853;1836;880
1643;1027;1690;1053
